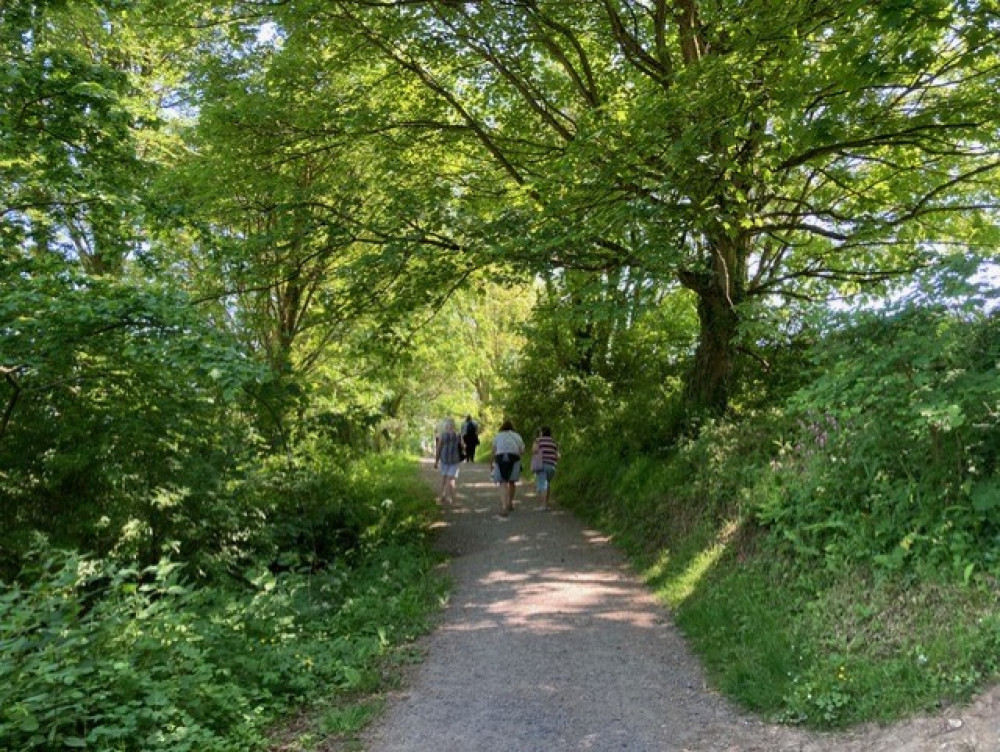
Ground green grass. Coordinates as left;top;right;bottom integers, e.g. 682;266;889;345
558;445;1000;729
771;570;1000;726
671;559;799;715
317;700;384;736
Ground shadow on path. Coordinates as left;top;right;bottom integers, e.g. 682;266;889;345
360;459;999;752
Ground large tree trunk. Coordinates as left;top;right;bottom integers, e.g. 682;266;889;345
683;281;739;415
677;239;746;416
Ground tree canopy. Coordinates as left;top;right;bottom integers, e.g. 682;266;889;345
236;0;1000;413
2;0;998;561
2;4;1000;746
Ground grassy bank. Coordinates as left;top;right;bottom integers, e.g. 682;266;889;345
556;444;1000;728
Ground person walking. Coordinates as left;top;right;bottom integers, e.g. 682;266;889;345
531;426;560;511
434;417;463;504
490;419;525;517
461;415;480;463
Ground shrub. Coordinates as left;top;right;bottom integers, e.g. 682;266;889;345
0;456;443;752
752;306;1000;576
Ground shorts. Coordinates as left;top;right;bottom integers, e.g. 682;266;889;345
491;453;521;482
439;462;459;478
535;463;556;491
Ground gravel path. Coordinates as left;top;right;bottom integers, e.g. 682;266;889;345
360;459;1000;752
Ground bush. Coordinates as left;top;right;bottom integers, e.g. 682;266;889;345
752;306;1000;576
0;455;444;752
0;261;261;573
551;302;1000;728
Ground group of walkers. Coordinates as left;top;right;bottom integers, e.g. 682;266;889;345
432;416;560;516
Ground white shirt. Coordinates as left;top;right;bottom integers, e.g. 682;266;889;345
492;430;525;456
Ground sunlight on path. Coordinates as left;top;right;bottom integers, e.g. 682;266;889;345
361;458;989;752
361;459;779;752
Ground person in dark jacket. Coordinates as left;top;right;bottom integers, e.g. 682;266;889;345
461;415;480;463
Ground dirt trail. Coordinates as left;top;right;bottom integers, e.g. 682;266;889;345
361;459;1000;751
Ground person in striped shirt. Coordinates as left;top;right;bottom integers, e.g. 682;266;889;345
531;426;560;511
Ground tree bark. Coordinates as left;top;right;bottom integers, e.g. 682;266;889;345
684;282;739;415
677;239;746;416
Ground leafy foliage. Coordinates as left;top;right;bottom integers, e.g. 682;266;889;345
2;0;1000;742
1;0;165;272
504;274;698;450
754;306;1000;576
0;456;444;752
555;300;1000;727
0;258;261;570
272;0;1000;413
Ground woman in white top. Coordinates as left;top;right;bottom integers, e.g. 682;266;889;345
490;419;525;516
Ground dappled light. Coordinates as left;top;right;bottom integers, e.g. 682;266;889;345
464;566;660;634
5;1;1000;747
424;460;676;641
360;460;755;752
663;543;726;606
437;466;732;636
645;519;740;607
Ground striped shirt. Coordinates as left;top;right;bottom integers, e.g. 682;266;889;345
535;436;559;467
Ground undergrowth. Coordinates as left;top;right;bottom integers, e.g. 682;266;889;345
555;314;1000;730
559;443;1000;727
0;454;447;752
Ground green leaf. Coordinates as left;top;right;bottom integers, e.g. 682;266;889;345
971;483;1000;514
19;716;39;732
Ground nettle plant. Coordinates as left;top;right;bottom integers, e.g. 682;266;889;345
755;305;1000;576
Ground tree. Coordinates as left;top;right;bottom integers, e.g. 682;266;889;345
0;2;265;566
0;0;167;274
155;7;482;447
0;255;259;563
295;0;1000;415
